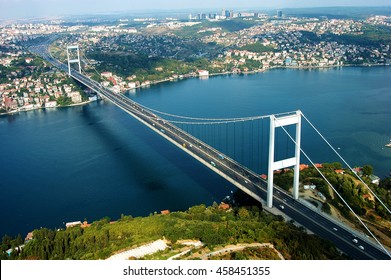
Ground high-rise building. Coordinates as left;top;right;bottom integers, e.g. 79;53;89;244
277;10;283;18
225;10;231;18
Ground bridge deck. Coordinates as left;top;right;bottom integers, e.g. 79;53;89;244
28;41;390;260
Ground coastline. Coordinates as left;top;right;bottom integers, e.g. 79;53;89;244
0;100;94;117
2;63;390;117
121;62;390;93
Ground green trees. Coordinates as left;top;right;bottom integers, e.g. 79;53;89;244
379;177;391;190
56;96;72;106
240;43;276;53
325;24;391;47
362;165;373;176
374;177;391;219
2;202;346;260
322;162;342;169
87;51;225;83
277;163;390;220
3;165;388;260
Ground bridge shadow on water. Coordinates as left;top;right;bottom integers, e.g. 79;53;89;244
79;102;235;211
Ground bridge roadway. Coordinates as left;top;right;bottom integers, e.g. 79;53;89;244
29;41;390;260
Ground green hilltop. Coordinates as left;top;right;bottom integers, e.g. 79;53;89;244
2;203;347;260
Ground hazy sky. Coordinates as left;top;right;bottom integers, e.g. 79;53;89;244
1;0;390;20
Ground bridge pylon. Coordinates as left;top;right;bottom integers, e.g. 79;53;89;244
267;110;302;208
66;45;81;75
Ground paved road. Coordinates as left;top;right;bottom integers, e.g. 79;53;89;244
28;40;391;260
204;243;284;260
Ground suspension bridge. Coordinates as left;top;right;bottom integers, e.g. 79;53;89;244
28;41;391;260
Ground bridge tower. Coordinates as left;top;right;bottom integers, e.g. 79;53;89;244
66;45;81;75
267;110;302;208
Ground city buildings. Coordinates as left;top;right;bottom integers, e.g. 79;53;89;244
1;10;390;113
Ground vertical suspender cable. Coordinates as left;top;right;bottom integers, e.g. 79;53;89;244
234;122;236;161
253;121;256;171
240;121;243;165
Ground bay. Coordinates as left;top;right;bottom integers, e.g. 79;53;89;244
0;66;390;237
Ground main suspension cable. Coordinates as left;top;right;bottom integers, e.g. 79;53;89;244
301;112;391;215
275;116;391;258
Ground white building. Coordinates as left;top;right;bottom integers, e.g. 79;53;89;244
198;70;209;77
70;92;82;103
65;221;82;228
45;101;57;108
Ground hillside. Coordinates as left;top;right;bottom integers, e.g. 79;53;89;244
1;203;347;260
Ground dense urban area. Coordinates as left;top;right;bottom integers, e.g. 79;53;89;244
1;7;391;260
1;9;391;113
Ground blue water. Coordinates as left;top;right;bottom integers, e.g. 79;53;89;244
1;66;390;237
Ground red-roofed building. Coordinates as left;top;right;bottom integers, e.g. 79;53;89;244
101;72;112;78
218;202;230;210
299;164;309;170
25;232;33;242
353;167;362;174
161;210;170;215
335;169;344;174
108;76;117;85
3;96;14;109
81;221;91;228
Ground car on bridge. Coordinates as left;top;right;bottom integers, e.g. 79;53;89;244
34;42;391;260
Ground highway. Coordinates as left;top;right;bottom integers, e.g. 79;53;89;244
28;40;391;260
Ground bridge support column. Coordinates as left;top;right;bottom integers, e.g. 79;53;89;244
67;45;81;75
267;110;302;208
267;115;276;208
293;112;301;200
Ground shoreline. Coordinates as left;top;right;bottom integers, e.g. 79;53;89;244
2;63;390;117
0;100;94;117
121;62;390;94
